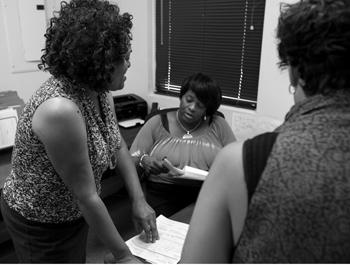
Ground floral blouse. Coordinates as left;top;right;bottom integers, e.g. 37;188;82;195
3;76;121;223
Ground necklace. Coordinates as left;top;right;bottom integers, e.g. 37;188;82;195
176;110;202;139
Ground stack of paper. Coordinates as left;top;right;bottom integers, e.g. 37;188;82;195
126;215;189;264
175;166;208;181
118;118;144;128
162;158;208;181
0;91;25;118
0;108;18;150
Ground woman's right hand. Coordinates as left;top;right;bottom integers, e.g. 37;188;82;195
141;155;169;175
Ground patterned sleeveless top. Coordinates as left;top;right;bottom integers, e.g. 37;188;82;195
3;76;121;223
234;90;350;263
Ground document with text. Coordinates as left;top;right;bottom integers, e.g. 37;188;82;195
126;215;189;264
0;108;18;150
174;166;208;181
231;112;282;141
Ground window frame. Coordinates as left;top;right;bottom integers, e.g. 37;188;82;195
155;0;266;110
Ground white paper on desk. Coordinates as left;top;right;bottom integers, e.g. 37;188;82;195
126;215;189;264
231;112;282;142
174;166;208;181
0;108;18;149
118;118;144;128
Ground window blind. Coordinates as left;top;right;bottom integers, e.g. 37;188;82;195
155;0;266;110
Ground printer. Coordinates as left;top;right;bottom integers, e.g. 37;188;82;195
113;93;148;122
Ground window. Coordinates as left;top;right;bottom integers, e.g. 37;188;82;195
155;0;266;110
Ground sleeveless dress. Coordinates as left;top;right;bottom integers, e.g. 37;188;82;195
2;76;121;223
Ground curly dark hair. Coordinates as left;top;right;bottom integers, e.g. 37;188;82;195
179;73;222;117
277;0;350;96
38;0;133;93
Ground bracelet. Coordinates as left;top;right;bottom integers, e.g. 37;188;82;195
139;154;149;169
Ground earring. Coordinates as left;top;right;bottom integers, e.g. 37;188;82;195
289;84;296;94
204;115;207;121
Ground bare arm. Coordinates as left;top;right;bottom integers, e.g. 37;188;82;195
107;93;159;243
114;137;159;242
129;116;169;176
180;141;248;263
134;154;169;177
32;98;140;263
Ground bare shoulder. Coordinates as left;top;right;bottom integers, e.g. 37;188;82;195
204;140;245;199
214;141;246;198
213;141;244;176
34;97;82;120
32;97;85;141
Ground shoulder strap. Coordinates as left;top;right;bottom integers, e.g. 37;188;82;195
243;132;279;204
160;113;170;132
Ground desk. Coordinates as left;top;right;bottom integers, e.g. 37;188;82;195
139;203;195;264
0;148;12;190
107;203;195;264
169;203;195;224
119;125;142;149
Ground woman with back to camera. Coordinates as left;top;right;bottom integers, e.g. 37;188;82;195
130;73;236;217
181;0;350;263
0;0;158;263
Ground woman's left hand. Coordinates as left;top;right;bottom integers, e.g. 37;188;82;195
131;198;159;243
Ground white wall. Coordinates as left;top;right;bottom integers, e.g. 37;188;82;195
0;0;295;127
256;0;295;121
0;0;51;103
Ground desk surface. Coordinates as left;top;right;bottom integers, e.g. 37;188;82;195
119;125;142;149
169;203;195;224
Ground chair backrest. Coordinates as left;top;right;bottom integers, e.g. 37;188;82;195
144;106;225;124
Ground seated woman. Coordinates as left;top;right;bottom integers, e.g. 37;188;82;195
180;0;350;263
130;73;236;217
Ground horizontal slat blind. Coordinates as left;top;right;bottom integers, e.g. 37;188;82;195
155;0;265;110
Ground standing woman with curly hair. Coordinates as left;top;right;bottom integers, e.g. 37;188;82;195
0;0;158;263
